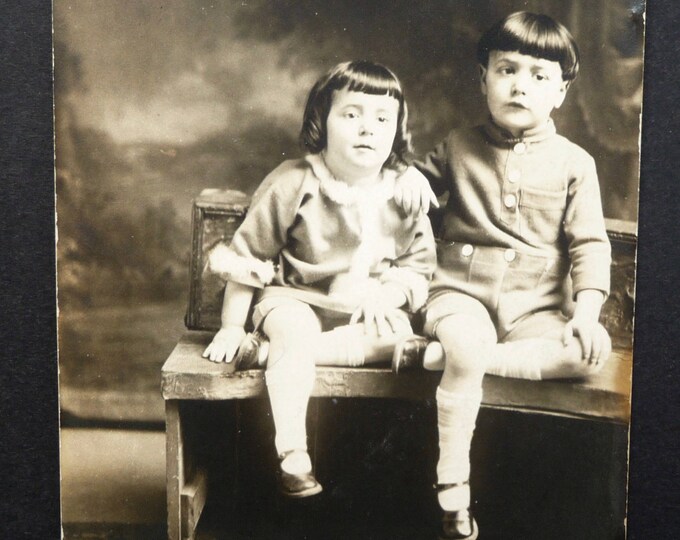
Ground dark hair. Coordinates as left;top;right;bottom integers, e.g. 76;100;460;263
477;11;580;81
299;60;412;169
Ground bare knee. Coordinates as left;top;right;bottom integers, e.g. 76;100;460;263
264;303;321;371
264;303;321;341
436;314;494;382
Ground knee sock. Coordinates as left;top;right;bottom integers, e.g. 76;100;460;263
484;339;561;380
436;386;483;512
313;323;414;367
265;345;316;459
313;325;367;367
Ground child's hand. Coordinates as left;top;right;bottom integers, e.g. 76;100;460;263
562;317;612;370
203;324;246;363
349;282;408;337
350;304;407;337
394;167;439;215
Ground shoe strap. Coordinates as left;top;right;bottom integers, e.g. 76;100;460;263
279;449;308;461
436;480;470;492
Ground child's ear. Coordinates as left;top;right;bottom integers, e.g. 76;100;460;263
479;64;488;95
553;80;570;109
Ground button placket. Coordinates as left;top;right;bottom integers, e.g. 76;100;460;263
507;169;521;183
513;142;527;154
503;193;517;209
501;148;521;225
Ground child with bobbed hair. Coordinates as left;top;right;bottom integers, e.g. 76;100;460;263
203;60;436;498
399;12;612;539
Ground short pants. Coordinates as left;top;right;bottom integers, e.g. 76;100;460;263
253;288;413;334
423;242;573;342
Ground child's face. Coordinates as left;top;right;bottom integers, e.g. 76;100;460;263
324;87;399;180
480;50;568;136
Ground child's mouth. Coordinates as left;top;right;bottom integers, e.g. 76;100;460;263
354;144;375;150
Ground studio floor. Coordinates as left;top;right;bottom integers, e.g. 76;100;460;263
60;428;167;539
60;402;628;540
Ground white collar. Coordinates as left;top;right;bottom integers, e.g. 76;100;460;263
305;154;396;206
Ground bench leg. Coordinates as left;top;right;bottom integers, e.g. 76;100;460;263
167;400;216;540
166;400;184;540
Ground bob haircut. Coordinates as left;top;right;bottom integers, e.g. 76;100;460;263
477;11;580;82
299;60;412;170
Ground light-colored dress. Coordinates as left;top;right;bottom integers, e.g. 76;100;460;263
210;154;437;326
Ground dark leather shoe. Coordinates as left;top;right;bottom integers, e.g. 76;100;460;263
234;331;267;370
438;508;478;540
392;335;429;373
278;469;323;498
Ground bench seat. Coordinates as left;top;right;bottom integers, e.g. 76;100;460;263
162;331;631;539
162;330;631;424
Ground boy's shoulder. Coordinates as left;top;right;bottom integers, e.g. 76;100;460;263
550;133;598;176
552;132;595;160
444;123;483;141
434;124;486;152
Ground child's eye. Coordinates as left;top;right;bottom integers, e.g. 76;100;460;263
377;116;390;123
499;67;515;75
344;112;358;119
535;73;548;81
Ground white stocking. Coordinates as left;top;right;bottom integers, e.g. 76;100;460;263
436;386;483;511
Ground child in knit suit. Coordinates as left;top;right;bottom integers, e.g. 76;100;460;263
404;12;612;539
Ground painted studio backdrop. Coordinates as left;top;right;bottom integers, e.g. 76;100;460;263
55;0;643;422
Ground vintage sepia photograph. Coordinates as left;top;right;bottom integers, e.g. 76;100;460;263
55;1;643;539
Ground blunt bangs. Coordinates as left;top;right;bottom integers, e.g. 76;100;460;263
478;12;580;81
339;63;404;102
299;61;412;169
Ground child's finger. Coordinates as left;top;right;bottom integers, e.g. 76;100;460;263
208;346;221;362
419;190;429;215
602;328;612;363
202;344;212;358
216;342;235;363
425;184;439;209
402;189;413;215
594;326;612;367
349;308;363;326
225;344;238;363
394;186;404;208
590;334;603;365
374;311;390;337
578;332;593;363
384;311;402;334
562;322;573;346
363;306;376;334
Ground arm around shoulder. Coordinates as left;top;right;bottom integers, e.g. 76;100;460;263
413;136;452;198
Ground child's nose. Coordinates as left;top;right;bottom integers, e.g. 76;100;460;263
512;73;530;95
359;121;374;135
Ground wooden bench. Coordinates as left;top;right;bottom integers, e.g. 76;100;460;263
161;190;636;540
